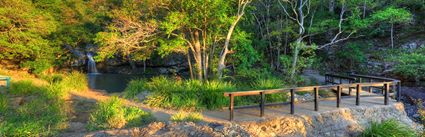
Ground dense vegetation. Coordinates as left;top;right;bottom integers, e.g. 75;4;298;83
0;0;424;136
0;0;424;81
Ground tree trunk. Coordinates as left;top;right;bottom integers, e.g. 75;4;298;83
217;15;243;79
328;0;335;13
362;0;367;18
193;31;203;80
290;38;301;80
390;23;394;49
187;52;194;79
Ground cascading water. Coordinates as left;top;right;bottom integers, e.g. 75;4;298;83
87;53;98;74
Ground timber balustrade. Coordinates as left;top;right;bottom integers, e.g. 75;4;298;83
223;74;401;121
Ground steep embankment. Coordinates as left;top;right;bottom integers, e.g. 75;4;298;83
85;102;419;137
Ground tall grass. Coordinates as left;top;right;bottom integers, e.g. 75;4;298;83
124;76;289;110
125;76;236;110
360;119;417;137
87;97;154;131
0;82;68;136
0;71;88;136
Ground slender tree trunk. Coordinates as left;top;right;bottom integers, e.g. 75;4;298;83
391;23;394;49
362;0;367;18
328;0;335;13
217;12;245;79
289;0;306;81
143;60;146;72
187;52;194;79
290;38;301;80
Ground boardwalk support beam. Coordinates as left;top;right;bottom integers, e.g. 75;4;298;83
314;87;319;111
260;92;265;117
290;89;295;114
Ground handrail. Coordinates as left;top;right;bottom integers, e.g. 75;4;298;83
223;80;397;121
349;74;400;82
325;73;356;85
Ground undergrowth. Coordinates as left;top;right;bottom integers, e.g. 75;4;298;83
0;71;88;136
87;97;154;131
124;75;288;110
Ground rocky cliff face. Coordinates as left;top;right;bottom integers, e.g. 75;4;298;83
85;103;420;137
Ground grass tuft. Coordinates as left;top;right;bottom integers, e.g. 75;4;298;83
360;119;417;137
170;111;203;122
87;97;154;131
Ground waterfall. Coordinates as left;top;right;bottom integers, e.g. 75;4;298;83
87;53;98;74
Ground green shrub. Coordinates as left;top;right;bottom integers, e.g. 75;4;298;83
360;119;417;137
124;106;154;127
393;52;425;81
88;97;126;130
124;79;147;99
170;111;203;122
21;59;53;75
87;97;153;131
60;72;88;92
10;80;39;95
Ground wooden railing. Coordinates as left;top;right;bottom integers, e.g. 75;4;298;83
223;74;400;121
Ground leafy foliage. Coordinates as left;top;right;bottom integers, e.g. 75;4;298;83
392;47;425;81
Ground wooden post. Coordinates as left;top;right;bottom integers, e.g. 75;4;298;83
337;86;341;108
384;83;389;105
356;84;361;106
314;87;319;111
290;89;295;114
397;81;401;102
229;94;234;121
368;79;372;93
260;92;265;117
348;80;352;95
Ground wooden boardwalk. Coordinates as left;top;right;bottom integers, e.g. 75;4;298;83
203;93;396;122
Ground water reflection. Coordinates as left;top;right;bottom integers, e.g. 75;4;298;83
87;74;151;93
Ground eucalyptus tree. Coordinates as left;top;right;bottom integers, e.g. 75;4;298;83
160;0;248;80
217;0;252;79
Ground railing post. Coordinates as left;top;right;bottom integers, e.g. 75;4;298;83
359;78;362;83
229;94;234;121
348;80;352;95
384;83;389;105
314;87;319;111
290;89;295;114
337;86;341;108
260;92;265;117
356;84;361;106
397;81;401;102
368;79;372;93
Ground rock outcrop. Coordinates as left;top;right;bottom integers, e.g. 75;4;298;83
84;102;420;137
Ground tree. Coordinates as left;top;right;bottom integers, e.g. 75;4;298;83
0;0;59;73
94;0;158;69
370;7;412;48
160;0;237;80
217;0;251;79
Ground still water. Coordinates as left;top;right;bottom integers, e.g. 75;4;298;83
88;74;152;93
